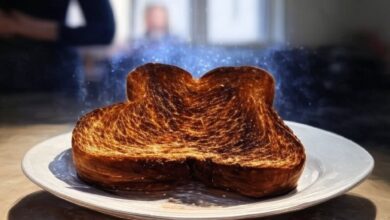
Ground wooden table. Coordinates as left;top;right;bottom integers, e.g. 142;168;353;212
1;124;389;220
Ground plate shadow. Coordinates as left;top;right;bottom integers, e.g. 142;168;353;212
7;191;376;220
7;191;122;220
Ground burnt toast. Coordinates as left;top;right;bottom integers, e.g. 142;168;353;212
72;63;306;198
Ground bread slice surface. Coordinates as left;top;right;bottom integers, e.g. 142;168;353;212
72;63;305;197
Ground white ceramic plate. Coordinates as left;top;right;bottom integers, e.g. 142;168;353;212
22;122;374;219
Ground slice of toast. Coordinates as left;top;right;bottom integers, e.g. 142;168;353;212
72;63;305;198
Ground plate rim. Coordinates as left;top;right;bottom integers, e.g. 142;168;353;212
21;121;375;219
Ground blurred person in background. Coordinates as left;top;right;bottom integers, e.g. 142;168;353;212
133;4;182;49
118;3;185;68
0;0;115;98
129;4;184;57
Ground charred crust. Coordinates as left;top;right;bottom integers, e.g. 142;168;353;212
72;63;306;198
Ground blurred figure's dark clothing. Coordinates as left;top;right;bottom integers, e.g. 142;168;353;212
0;0;115;93
0;39;82;93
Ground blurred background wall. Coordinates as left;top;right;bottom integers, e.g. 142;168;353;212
1;0;389;144
285;0;390;46
99;0;390;46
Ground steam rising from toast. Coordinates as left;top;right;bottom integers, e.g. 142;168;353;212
72;63;305;197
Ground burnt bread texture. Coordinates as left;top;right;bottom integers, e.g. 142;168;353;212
72;63;306;198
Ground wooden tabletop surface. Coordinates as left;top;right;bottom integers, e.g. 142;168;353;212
1;123;389;220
